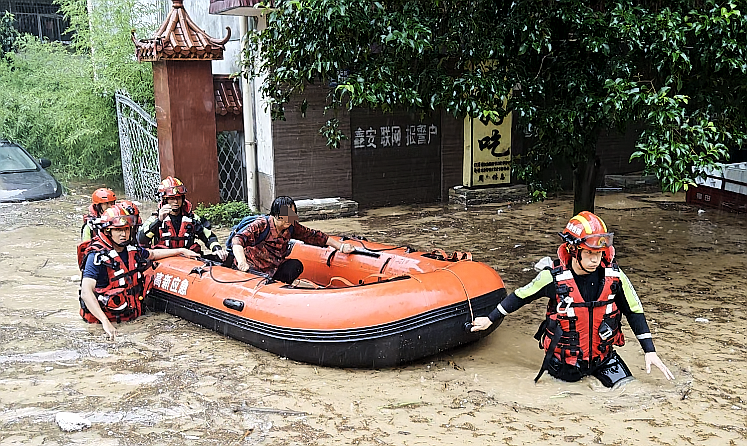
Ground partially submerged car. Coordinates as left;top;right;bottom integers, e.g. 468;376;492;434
0;140;62;202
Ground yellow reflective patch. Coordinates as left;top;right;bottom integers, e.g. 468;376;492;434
571;215;593;235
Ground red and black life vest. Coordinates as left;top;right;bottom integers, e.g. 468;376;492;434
534;259;625;382
153;200;201;253
80;204;101;239
79;236;152;324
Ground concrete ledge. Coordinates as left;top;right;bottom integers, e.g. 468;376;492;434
604;174;659;189
295;197;358;220
449;184;529;206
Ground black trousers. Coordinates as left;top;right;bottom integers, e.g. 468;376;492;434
272;259;304;284
547;350;633;388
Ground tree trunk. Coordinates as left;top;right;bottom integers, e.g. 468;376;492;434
572;154;601;215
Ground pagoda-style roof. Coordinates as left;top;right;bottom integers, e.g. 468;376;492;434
213;75;242;116
133;0;230;62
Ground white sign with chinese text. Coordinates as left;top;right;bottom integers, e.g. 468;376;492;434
463;114;512;187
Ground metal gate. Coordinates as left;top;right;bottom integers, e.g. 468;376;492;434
115;91;161;202
116;92;248;203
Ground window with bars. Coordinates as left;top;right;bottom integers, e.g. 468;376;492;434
1;0;71;42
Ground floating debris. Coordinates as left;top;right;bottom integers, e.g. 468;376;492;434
55;412;91;432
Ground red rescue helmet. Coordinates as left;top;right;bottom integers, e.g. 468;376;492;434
99;204;138;230
118;200;143;226
558;211;615;264
158;176;187;199
92;188;117;205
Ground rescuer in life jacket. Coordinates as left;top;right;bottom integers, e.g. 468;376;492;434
81;188;117;242
80;203;199;340
137;176;229;262
471;211;674;388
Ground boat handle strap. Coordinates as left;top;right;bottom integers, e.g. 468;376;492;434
324;276;356;288
327;248;382;267
326;250;336;267
350;248;381;258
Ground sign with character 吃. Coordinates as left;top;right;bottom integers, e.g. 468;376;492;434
463;113;512;187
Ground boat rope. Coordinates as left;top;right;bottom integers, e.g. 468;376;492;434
437;267;474;321
347;240;411;253
358;273;390;284
207;264;271;285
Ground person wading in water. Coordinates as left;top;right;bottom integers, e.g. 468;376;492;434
471;211;674;387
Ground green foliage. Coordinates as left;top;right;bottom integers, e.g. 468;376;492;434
245;0;747;210
195;201;257;227
0;35;121;179
319;118;349;150
56;0;158;106
1;12;20;54
0;0;161;181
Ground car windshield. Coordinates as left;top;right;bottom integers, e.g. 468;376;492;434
0;144;38;173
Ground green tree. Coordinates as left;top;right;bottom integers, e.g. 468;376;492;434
0;12;20;54
0;35;121;179
56;0;160;106
245;0;747;214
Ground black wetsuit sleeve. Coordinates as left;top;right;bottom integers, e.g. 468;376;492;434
137;215;161;246
616;270;656;353
487;269;556;322
194;215;221;251
616;288;656;353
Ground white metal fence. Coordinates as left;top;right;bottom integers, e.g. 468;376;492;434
116;92;247;202
115;91;160;202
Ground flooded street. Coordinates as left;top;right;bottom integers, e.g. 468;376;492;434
1;189;746;445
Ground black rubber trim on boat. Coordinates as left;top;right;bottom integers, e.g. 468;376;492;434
326;250;336;267
378;257;391;274
147;287;506;368
149;288;505;342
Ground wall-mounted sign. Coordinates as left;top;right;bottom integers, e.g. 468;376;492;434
463;114;512;187
350;110;442;205
352;122;440;150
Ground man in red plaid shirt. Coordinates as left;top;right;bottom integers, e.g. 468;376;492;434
231;196;354;283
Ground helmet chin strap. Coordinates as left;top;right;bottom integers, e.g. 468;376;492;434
572;248;596;274
105;229;130;248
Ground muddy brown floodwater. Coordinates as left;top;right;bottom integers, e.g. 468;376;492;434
1;188;746;445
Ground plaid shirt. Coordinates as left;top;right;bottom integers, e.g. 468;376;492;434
233;216;328;275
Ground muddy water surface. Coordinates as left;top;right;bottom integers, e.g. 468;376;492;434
0;190;746;445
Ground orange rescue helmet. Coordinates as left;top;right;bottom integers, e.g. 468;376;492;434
118;199;143;226
158;176;187;199
92;188;117;205
558;211;615;264
99;204;138;230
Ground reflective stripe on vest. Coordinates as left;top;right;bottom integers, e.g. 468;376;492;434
80;239;144;323
155;214;199;252
541;262;625;366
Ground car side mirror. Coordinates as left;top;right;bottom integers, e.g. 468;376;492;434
39;158;51;168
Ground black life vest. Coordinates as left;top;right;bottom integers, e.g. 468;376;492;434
153;200;201;253
534;259;625;382
79;236;152;324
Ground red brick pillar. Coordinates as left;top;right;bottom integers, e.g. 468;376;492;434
153;60;220;206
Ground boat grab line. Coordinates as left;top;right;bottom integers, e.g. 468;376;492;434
437;267;473;321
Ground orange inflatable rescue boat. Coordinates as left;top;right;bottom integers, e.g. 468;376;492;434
145;237;505;368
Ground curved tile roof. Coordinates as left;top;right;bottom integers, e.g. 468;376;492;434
214;75;243;116
133;0;230;62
